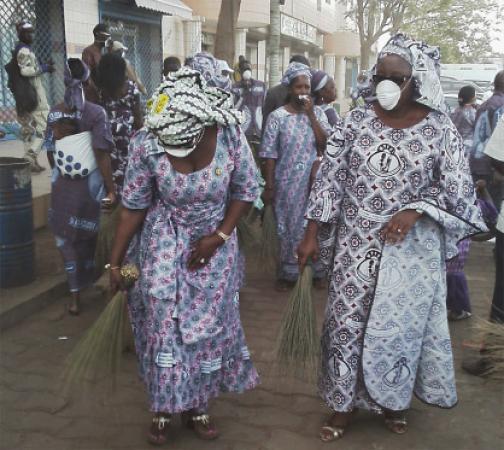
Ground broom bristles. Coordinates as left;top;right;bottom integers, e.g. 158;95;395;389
237;215;261;254
259;205;279;273
275;266;319;381
474;317;504;380
94;206;121;278
61;291;126;391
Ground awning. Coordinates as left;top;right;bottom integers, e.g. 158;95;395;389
135;0;193;19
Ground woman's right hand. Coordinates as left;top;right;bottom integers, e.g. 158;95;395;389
110;268;126;295
297;233;319;273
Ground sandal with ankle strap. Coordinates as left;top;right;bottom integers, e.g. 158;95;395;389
319;410;357;442
181;412;219;440
320;424;345;442
148;415;171;446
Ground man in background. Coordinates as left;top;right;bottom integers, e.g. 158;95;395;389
163;56;181;79
10;20;54;172
472;70;504;204
82;23;110;103
231;58;266;157
109;40;147;96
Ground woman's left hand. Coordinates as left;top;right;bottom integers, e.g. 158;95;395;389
383;209;423;245
188;234;223;270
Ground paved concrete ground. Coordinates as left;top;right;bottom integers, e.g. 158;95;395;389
0;241;502;450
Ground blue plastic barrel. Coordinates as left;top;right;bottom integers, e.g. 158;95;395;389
0;157;34;288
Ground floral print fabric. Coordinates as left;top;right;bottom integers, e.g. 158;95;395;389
122;125;260;413
307;103;486;412
102;80;139;194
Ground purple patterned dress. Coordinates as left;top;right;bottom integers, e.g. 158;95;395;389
45;103;113;292
122;125;260;413
307;104;485;412
259;106;331;281
102;80;140;196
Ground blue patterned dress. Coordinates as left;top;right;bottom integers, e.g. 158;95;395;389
259;106;331;281
307;104;486;413
122;125;260;413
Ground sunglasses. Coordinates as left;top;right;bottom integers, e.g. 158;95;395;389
372;74;411;87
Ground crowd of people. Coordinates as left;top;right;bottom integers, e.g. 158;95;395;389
6;19;503;446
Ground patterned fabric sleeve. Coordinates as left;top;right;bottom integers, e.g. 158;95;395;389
421;116;482;221
410;115;487;257
121;133;154;210
314;105;332;136
306;120;354;224
90;105;114;152
229;126;260;202
258;111;280;159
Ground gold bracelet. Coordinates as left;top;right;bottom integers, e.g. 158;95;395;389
104;263;121;271
216;229;231;242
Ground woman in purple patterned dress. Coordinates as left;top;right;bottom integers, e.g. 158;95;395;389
298;34;486;440
260;62;330;291
108;64;259;445
97;53;143;196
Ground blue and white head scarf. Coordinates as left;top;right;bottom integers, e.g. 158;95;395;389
188;52;232;91
377;33;444;111
281;62;311;86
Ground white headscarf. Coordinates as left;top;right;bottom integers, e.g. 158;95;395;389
146;67;241;149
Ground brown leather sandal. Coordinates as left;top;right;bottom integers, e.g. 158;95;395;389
147;414;171;446
384;413;408;434
181;412;219;440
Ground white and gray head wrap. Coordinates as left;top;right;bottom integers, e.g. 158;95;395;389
146;67;241;148
377;33;444;111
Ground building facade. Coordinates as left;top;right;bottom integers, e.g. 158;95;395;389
0;0;360;125
178;0;360;101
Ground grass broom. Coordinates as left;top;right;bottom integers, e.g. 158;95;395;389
259;205;279;273
275;266;320;381
94;205;121;279
474;318;504;380
236;214;262;255
61;264;139;390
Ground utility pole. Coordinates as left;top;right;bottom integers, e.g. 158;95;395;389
268;0;281;87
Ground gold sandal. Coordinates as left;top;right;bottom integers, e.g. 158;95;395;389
320;425;345;442
182;412;219;440
147;415;171;446
319;411;355;442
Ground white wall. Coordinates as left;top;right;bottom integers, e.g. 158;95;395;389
63;0;100;58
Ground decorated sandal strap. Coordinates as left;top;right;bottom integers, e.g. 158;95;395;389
191;414;210;426
153;416;171;429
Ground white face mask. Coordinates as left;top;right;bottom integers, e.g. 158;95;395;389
375;79;409;111
164;147;196;158
242;70;252;81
